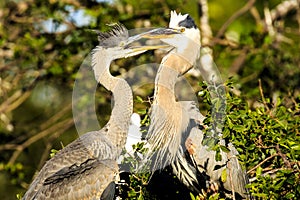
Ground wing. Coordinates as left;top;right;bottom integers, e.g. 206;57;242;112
188;123;251;199
22;130;117;200
32;159;118;200
178;101;251;199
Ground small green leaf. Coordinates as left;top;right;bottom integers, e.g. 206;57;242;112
138;193;144;200
256;166;262;176
190;192;197;200
221;169;227;183
135;96;143;103
220;145;230;153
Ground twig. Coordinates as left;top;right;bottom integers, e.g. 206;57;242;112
258;79;270;112
276;144;292;169
5;90;31;112
250;7;262;26
270;0;298;21
37;124;72;170
8;117;74;165
215;0;256;39
0;143;18;151
229;47;248;75
0;90;22;113
249;168;293;182
247;153;279;174
0;103;72;151
40;103;72;130
263;1;296;44
264;6;275;37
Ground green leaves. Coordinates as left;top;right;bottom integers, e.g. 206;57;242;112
199;79;300;199
221;169;227;183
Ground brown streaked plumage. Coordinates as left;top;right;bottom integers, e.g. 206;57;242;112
142;11;252;199
22;23;180;200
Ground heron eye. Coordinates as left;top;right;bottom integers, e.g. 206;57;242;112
180;28;185;32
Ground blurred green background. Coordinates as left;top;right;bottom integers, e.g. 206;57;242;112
0;0;299;199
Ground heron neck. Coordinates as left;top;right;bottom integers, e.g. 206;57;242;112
108;77;133;148
154;53;193;104
95;60;133;149
154;64;178;103
147;52;192;169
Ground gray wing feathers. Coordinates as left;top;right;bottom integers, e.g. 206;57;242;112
23;130;117;200
189;128;250;198
32;159;117;200
179;101;251;198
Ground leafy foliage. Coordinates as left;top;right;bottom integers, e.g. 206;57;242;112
199;80;300;199
0;0;299;199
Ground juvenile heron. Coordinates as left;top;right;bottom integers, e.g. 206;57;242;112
22;23;180;200
142;11;201;171
142;11;251;199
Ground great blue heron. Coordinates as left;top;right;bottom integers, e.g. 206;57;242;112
22;23;180;200
142;11;252;199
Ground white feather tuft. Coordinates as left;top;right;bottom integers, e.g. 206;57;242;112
169;10;189;28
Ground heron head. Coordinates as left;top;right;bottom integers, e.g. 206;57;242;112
137;11;201;66
162;11;201;66
167;11;201;46
92;23;182;61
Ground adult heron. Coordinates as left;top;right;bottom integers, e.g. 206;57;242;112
22;23;180;200
142;11;252;199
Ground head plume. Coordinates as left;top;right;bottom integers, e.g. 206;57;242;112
95;23;129;47
169;10;197;29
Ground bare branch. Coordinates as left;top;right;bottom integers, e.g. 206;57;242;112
247;153;279;174
270;0;298;21
258;79;270;112
198;0;213;46
276;144;292;169
249;168;298;182
198;0;222;83
37;126;72;170
215;0;256;39
8;117;74;165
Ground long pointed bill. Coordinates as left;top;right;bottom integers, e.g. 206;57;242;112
125;28;181;45
125;45;169;58
139;28;181;39
124;28;181;57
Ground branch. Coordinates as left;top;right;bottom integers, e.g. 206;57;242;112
215;0;256;39
258;79;270;112
37;125;72;170
276;144;292;169
249;168;285;183
270;0;298;21
263;1;297;44
247;153;279;174
198;0;222;84
40;103;72;130
227;155;236;200
0;90;23;113
8;117;74;165
0;103;72;151
198;0;213;46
